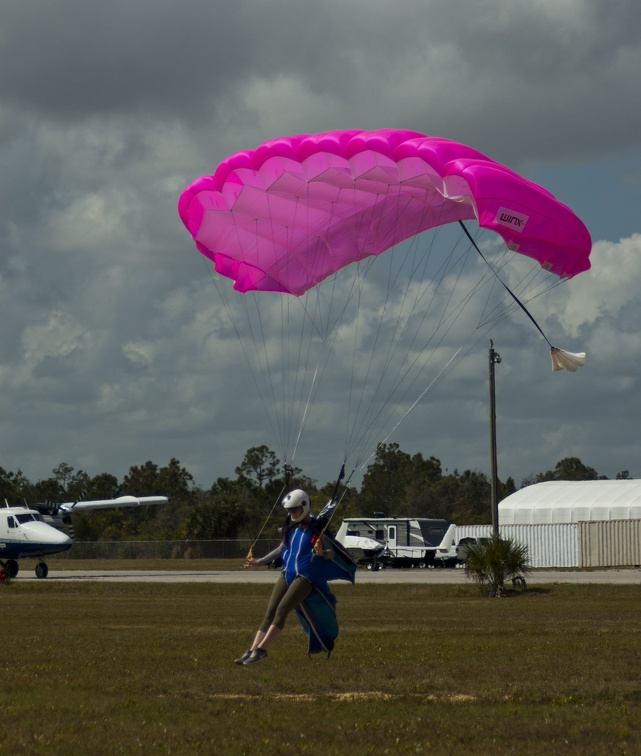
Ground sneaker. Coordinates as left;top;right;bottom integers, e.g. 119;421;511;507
234;649;252;665
242;648;268;665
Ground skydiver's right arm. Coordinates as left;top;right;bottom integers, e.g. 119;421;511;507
246;543;284;567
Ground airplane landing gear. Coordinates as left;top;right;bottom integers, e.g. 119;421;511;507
35;562;49;579
2;559;19;579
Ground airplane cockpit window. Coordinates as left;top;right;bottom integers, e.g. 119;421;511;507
15;513;37;524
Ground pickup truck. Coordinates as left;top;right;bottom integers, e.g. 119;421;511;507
432;536;489;567
455;536;490;563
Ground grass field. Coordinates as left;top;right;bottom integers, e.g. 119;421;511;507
1;577;640;754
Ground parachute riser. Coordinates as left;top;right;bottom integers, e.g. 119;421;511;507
243;474;290;568
313;464;349;554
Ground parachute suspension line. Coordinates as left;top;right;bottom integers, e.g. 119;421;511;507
204;253;321;472
343;263;368;460
304;186;469;470
294;260;381;464
340;187;376;460
246;192;332;466
342;190;445;464
297;189;370;341
291;360;320;464
342;249;399;460
333;180;385;461
286;197;330;463
349;248;470;469
250;189;302;464
276;187;393;467
244;290;293;458
357;345;465;473
459;221;554;348
354;238;531;473
211;202;301;464
468;225;563;331
269;194;299;462
297;238;379;344
202;260;286;458
346;220;536;472
244;480;290;563
416;225;556;359
344;207;487;470
280;291;308;463
455;224;587;374
352;222;568;472
342;237;423;463
340;224;422;462
281;286;340;467
436;225;525;335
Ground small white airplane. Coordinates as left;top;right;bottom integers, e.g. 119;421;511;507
0;495;169;579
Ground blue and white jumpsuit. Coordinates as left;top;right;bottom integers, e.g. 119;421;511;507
256;521;332;632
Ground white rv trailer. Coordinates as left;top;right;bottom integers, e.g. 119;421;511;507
336;516;456;568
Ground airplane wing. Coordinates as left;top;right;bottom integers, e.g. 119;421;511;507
58;496;169;514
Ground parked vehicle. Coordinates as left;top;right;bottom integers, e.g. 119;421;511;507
455;536;490;563
336;516;456;568
339;534;385;570
431;539;460;568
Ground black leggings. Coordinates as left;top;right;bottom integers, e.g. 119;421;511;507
259;574;313;632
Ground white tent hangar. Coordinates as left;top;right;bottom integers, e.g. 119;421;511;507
499;480;641;525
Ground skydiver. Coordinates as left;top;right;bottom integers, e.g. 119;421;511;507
235;488;355;665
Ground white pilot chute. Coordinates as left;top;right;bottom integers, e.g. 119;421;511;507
550;347;586;372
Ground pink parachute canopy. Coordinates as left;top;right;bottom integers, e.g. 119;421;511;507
178;129;592;296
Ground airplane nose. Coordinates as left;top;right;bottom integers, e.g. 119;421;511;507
52;528;73;546
26;522;73;546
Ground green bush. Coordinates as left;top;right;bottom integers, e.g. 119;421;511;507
464;533;530;596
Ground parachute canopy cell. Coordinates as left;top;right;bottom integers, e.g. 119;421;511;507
178;129;592;296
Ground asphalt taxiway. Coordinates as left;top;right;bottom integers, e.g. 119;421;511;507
18;567;641;584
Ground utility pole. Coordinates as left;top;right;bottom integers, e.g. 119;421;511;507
489;340;501;535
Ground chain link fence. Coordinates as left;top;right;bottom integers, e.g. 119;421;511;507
56;539;282;560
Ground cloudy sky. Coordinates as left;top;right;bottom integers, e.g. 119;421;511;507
1;0;641;493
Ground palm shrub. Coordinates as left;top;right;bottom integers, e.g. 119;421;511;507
464;534;530;597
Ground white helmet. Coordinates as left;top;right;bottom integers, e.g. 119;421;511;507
282;489;311;523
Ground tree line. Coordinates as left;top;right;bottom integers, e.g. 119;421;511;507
0;445;632;542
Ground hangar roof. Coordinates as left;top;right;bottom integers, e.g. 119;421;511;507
499;480;641;525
